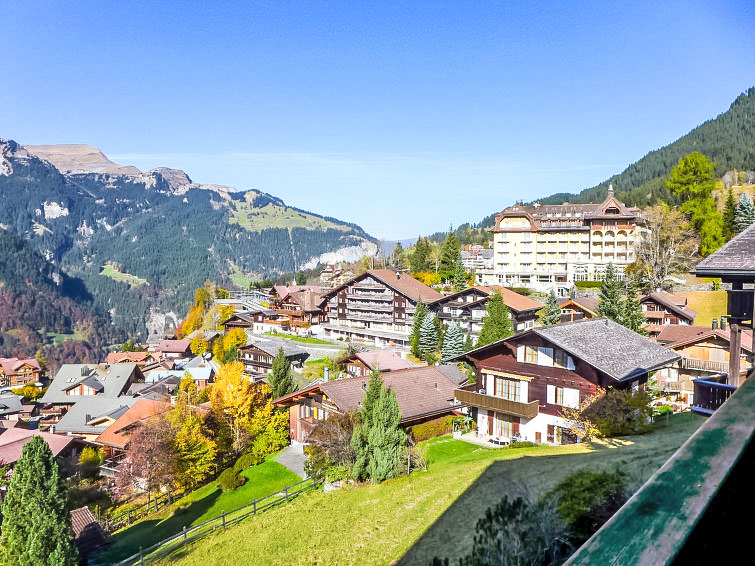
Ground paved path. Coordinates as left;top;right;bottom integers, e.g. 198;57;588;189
277;443;307;479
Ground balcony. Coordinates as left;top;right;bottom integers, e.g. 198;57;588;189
455;388;539;419
681;357;731;373
691;374;737;415
349;291;393;301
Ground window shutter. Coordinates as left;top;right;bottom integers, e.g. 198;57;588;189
567;356;575;371
563;387;580;408
546;384;555;404
520;380;528;403
517;345;525;362
538;347;553;366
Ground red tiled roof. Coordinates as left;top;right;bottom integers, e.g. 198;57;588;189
95;398;171;449
0;429;77;466
154;340;192;354
106;351;153;365
656;325;753;353
354;350;412;372
0;357;41;374
641;291;697;322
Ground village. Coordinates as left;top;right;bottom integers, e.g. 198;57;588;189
1;186;754;565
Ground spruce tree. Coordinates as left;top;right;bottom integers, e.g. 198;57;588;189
419;312;439;356
597;264;624;323
364;386;405;483
393;241;406;270
452;259;468;291
441;322;464;362
410;237;431;272
620;286;648;335
463;332;475;353
734;192;755;233
476;292;514;347
439;232;461;275
541;290;562;326
0;437;78;566
409;301;428;357
723;188;737;240
269;347;295;399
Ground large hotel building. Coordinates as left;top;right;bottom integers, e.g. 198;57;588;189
476;189;646;296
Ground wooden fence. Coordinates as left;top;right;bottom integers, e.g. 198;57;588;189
104;491;177;533
110;477;320;565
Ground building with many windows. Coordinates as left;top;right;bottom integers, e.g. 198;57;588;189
476;189;646;296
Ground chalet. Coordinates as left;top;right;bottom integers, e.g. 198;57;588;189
273;288;328;332
0;428;82;478
654;325;753;406
0;357;42;387
431;286;543;335
558;297;599;323
641;290;697;336
342;349;412;378
151;339;192;359
127;374;182;401
52;398;137;441
222;303;280;334
238;337;309;380
142;366;214;390
105;351;157;367
0;395;23;421
71;506;109;560
39;363;143;424
321;269;443;348
273;365;466;443
453;318;679;445
185;330;222;349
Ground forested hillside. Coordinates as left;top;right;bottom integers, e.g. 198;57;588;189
0;140;376;342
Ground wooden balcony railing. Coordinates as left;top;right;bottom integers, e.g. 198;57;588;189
681;357;730;373
455;388;540;419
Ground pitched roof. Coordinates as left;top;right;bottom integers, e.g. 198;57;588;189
0;357;41;374
129;374;182;400
95;398;171;449
0;428;77;465
531;318;680;382
274;284;322;298
41;364;141;404
286;289;325;312
559;297;600;315
53;397;138;435
274;365;459;423
656;324;754;353
323;270;443;304
353;350;412;372
241;337;309;359
70;506;109;557
641;291;697;321
0;395;23;416
153;339;192;354
695;221;755;277
106;351;153;365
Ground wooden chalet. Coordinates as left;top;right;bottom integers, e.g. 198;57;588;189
431;286;543;336
640;290;697;336
693;223;755;411
105;351;158;367
0;357;42;387
238;338;309;380
151;339;192;359
273;288;328;332
342;349;412;378
222;302;279;334
273;365;466;443
452;318;679;445
557;297;599;323
321;270;443;348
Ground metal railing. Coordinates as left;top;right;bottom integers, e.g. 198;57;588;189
691;374;737;415
110;477;320;565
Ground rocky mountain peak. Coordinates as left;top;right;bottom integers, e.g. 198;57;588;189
23;144;142;176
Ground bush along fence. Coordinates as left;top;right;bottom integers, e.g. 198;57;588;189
110;477;321;566
104;491;177;533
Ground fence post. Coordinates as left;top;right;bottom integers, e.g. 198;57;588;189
155;497;159;513
139;546;144;566
222;511;226;530
284;487;289;502
127;509;131;526
253;498;257;514
183;525;188;549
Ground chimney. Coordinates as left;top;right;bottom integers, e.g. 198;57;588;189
396;272;401;279
720;316;727;331
712;318;719;330
80;366;89;376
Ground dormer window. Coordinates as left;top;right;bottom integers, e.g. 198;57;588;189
605;207;620;215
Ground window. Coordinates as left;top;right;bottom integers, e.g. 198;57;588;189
553;349;568;368
547;385;580;408
494;376;520;401
524;346;538;363
494;413;515;438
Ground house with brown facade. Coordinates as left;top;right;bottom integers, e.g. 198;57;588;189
321;269;443;348
557;297;599;323
151;339;193;359
641;291;697;336
431;286;543;336
222;303;280;334
342;349;412;378
273;364;466;443
654;324;753;406
0;357;42;387
105;351;158;367
272;288;328;333
238;337;309;380
453;318;679;445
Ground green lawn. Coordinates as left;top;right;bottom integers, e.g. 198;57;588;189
47;330;87;345
156;413;703;566
100;264;149;287
678;290;728;327
101;456;301;562
263;332;335;345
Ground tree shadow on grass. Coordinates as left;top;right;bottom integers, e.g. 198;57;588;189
100;488;222;562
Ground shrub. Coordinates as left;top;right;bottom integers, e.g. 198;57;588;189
545;469;627;544
574;281;603;289
233;452;264;474
509;441;538;449
410;416;454;442
505;286;533;295
583;389;654;437
217;468;245;491
78;447;102;479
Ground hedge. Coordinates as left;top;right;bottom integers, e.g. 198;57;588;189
410;416;454;442
574;281;603;289
233;452;264;474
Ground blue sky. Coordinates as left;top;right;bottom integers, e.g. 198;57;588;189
2;1;753;239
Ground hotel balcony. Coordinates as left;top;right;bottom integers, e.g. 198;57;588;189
455;388;540;419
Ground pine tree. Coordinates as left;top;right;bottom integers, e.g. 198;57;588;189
269;347;295;400
620;286;648;336
393;242;406;270
410;237;431;272
541;290;562;326
439;232;461;275
419;312;439;356
441;322;464;362
0;437;78;566
734;192;755;233
476;292;514;347
409;301;428;357
597;264;624;323
452;259;468;291
463;333;475;353
723;188;737;241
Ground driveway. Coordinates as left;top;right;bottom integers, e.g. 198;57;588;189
277;443;307;479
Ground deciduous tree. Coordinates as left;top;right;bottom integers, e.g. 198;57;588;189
190;336;209;356
116;416;176;499
210;361;255;452
0;437;78;566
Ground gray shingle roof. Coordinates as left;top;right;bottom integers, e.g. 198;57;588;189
0;394;22;416
41;364;140;404
533;318;680;382
696;221;755;277
54;397;137;434
242;337;309;359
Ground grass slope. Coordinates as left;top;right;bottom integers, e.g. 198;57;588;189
157;414;703;566
102;457;301;562
678;290;728;327
100;264;149;287
230;201;349;233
